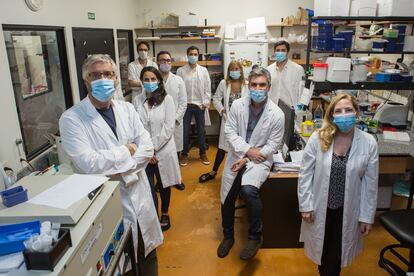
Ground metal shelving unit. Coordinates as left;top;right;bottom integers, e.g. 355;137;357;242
305;16;414;92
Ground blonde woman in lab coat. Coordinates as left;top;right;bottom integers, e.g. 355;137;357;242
298;93;379;276
199;60;249;183
133;66;181;231
59;55;162;276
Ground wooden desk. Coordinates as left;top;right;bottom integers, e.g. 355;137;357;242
261;172;303;248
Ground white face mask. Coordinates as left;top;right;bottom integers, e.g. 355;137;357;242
138;50;148;60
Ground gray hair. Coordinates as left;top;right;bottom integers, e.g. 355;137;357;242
81;54;118;80
248;67;271;86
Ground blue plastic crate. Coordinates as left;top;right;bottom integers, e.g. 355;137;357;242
0;220;41;255
1;186;28;207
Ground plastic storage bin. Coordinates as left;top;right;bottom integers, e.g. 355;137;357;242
1;186;28;207
0;221;41;255
326;57;351;83
313;63;328;81
333;38;345;51
376;72;391;82
377;0;414;16
23;228;72;271
372;39;387;52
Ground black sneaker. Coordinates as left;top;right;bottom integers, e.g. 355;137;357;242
174;183;185;190
160;214;171;231
217;238;234;258
240;238;263;260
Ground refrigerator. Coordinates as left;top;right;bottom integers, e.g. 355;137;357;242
223;40;269;77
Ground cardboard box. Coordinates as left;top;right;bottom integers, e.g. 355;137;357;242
179;14;199;27
377;0;414;16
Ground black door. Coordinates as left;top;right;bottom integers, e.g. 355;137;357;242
72;28;115;99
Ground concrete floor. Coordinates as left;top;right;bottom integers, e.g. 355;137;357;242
156;146;405;276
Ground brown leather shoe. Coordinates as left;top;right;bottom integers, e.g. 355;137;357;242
180;154;188;167
200;154;210;165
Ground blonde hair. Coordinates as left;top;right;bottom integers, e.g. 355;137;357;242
318;93;360;152
225;60;245;85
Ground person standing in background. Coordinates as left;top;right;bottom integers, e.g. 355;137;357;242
128;41;158;101
266;40;304;107
177;46;211;167
157;50;187;190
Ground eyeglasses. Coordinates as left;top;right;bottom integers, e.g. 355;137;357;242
250;82;268;88
89;71;115;80
158;58;172;64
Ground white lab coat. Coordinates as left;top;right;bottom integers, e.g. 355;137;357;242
266;59;305;107
133;93;181;187
128;59;158;101
220;96;285;203
297;129;379;267
176;64;212;126
59;97;163;257
213;79;249;151
164;73;187;152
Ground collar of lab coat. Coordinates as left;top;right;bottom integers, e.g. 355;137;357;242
81;96;120;143
241;96;272;145
327;128;362;160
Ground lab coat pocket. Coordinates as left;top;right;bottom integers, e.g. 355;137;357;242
353;154;369;179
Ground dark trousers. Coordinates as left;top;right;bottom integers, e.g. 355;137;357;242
182;104;206;155
137;222;158;276
212;148;226;172
221;168;263;240
319;207;343;276
145;164;171;214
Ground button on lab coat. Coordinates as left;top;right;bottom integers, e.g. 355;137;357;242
220;96;285;203
133;93;181;187
297;129;378;267
164;73;187;152
59;97;163;257
266;59;305;107
213;79;248;151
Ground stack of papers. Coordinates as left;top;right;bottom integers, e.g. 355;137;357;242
273;151;303;173
383;131;411;142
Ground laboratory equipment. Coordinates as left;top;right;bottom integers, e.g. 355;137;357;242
313;63;328;81
313;104;324;129
1;164;16;190
326;57;351;83
374;102;409;126
223;40;268;77
278;99;297;151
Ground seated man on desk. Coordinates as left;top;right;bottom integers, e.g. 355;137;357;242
217;67;285;260
59;54;162;276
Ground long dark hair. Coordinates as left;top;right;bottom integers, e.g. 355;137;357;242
140;66;166;106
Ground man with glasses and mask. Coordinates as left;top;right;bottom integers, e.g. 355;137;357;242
59;54;162;276
157;51;187;191
128;41;158;101
266;40;304;107
217;67;285;261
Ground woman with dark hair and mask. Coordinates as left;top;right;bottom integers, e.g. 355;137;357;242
133;66;181;231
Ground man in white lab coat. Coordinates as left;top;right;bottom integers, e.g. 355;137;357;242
157;50;187;190
177;46;211;166
59;54;162;275
128;41;158;101
266;40;305;107
217;67;285;260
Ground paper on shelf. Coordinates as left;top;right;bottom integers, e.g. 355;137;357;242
290;150;304;163
383;131;411;142
28;174;108;209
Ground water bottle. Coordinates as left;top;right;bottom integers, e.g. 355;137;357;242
313;104;324;129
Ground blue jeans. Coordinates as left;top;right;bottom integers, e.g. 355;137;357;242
145;164;171;214
182;104;206;155
221;168;263;240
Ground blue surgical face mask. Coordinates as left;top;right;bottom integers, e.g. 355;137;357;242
333;113;357;133
249;89;267;103
275;51;287;62
143;81;158;93
91;79;115;102
188;55;198;65
229;70;241;80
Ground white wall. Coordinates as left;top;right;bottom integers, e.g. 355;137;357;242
0;0;141;171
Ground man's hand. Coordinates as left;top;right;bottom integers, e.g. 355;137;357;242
231;158;248;172
246;148;266;163
301;211;314;223
126;143;138;156
149;155;158;164
359;222;372;236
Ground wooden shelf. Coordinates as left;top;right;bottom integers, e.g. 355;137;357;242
172;61;222;67
267;24;307;27
135;25;221;30
135;36;221;42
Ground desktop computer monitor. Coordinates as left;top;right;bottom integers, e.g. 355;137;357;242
278;99;296;151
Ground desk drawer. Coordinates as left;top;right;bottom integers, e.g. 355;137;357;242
379;157;408;174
